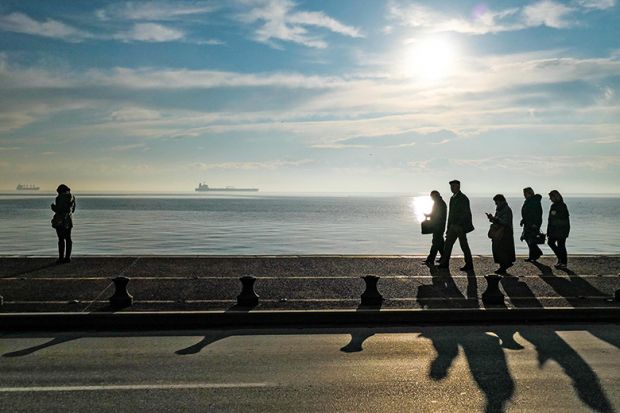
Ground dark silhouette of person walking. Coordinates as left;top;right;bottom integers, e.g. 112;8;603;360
51;184;76;264
486;194;516;274
423;190;447;265
438;180;474;271
520;187;543;262
547;190;570;269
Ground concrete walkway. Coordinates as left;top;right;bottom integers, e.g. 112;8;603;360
1;256;618;313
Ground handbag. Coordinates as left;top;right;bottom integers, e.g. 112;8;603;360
51;214;64;228
421;218;434;234
535;232;546;245
487;223;504;240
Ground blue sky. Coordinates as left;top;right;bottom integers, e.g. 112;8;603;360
0;0;619;193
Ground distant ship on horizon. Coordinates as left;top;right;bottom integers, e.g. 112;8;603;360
16;184;40;191
195;183;259;192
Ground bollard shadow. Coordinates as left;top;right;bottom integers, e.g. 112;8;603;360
340;329;376;353
175;331;232;355
2;335;79;357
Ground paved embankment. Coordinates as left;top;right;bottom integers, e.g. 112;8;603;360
0;256;618;315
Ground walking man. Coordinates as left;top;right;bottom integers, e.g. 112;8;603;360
438;180;474;271
520;187;543;262
423;190;447;265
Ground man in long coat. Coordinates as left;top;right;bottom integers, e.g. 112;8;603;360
438;180;474;271
423;190;447;265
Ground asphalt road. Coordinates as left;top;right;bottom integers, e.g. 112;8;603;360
1;324;619;412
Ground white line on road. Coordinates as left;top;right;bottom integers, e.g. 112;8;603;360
0;383;274;392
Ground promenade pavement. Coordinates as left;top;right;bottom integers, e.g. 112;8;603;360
0;255;618;313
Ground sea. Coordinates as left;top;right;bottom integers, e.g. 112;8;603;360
0;193;618;256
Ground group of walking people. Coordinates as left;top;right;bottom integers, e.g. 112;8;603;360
423;180;570;274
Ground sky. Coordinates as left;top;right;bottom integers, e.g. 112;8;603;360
0;0;619;194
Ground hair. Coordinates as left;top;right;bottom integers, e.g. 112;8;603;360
493;194;506;203
430;190;440;197
549;189;563;202
523;187;534;196
56;184;71;194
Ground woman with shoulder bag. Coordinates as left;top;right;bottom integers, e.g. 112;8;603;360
51;184;76;264
486;194;516;274
547;190;570;269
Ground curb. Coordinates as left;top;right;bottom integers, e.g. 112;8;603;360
1;308;619;331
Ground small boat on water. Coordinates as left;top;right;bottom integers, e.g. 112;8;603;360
195;183;258;192
16;184;40;191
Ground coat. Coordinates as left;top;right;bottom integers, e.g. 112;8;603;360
429;197;447;235
520;194;543;240
51;192;76;229
447;191;474;233
490;202;516;265
547;201;570;240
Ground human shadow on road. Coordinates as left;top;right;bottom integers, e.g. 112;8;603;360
417;266;479;309
2;335;79;357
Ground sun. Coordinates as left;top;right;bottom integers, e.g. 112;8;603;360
411;195;435;223
402;37;458;81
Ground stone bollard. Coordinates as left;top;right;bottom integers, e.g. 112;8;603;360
482;274;504;306
109;276;133;309
361;275;384;306
237;276;259;307
615;289;620;302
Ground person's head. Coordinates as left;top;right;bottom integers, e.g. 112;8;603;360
430;190;440;200
549;189;563;203
449;180;460;194
493;194;506;206
56;184;70;194
523;187;534;199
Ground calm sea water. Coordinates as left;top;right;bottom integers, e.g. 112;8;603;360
0;193;618;256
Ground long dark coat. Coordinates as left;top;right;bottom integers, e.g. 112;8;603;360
429;196;447;235
520;194;543;240
547;201;570;240
491;202;516;265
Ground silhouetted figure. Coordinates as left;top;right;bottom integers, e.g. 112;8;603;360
423;190;447;265
438;180;474;271
547;189;570;269
51;184;76;264
486;194;516;274
520;187;543;262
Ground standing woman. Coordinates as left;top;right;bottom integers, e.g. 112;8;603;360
547;190;570;269
486;194;516;274
51;184;76;264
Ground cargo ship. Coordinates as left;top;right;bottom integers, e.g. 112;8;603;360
195;183;258;192
16;184;40;191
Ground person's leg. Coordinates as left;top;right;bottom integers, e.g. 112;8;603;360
439;230;457;267
557;238;567;265
548;238;560;263
55;228;65;263
458;233;474;269
427;232;443;262
64;228;72;263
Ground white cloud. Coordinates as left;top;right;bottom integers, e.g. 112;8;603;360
96;1;219;21
522;1;575;28
237;0;362;48
117;23;185;42
387;0;606;34
0;12;92;42
576;0;615;10
191;159;314;170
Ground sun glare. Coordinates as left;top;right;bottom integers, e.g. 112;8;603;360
403;37;458;81
412;196;435;223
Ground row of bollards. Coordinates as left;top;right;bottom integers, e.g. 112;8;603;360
3;275;617;311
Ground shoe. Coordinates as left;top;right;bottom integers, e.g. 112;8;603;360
63;258;71;263
460;265;474;271
554;262;567;269
423;260;433;266
55;259;64;264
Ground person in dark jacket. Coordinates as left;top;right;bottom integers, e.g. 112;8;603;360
51;184;76;264
547;190;570;269
438;180;474;271
423;190;447;265
520;187;543;262
486;194;516;274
